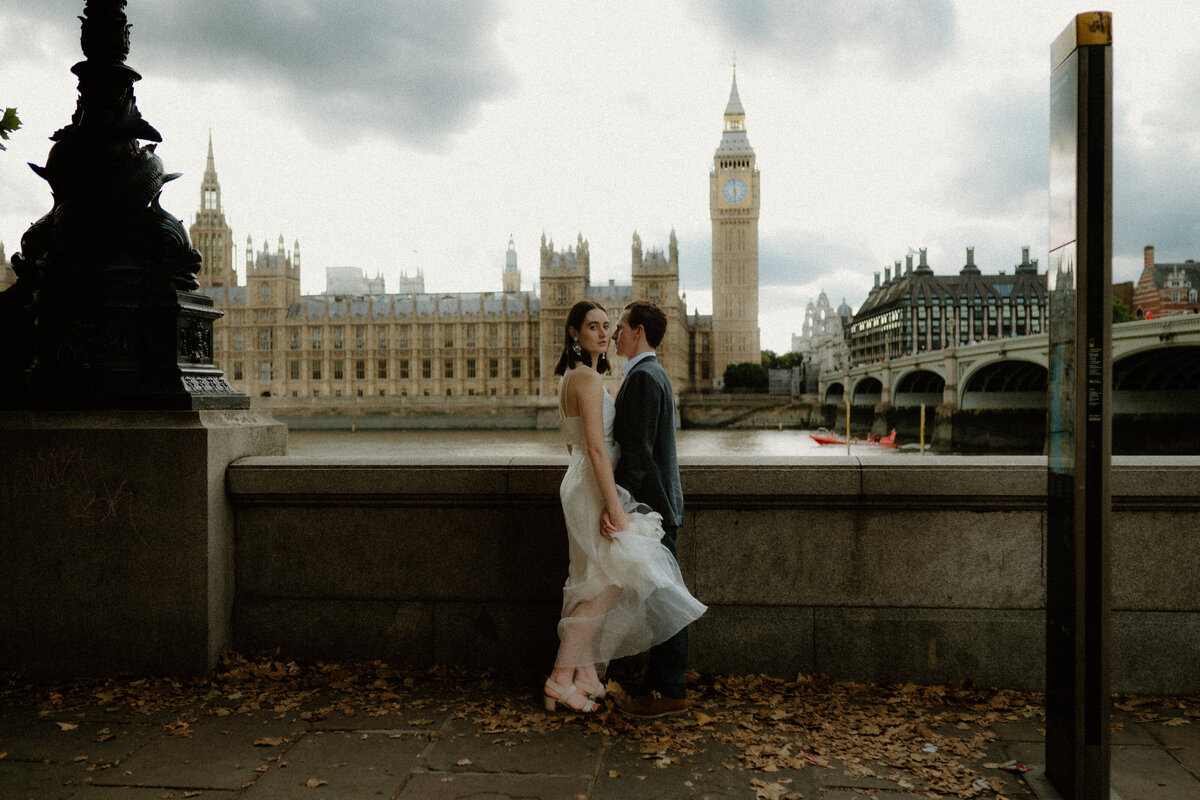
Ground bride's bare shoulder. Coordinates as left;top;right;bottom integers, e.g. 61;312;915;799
565;367;601;390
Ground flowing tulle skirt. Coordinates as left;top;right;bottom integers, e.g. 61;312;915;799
555;453;706;671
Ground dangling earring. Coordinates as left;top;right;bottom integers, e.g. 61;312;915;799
572;338;582;356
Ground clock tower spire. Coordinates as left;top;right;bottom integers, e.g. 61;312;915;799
710;66;760;382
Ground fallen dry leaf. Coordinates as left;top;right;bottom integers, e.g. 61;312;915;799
750;777;790;800
305;777;327;788
55;722;78;731
254;737;284;747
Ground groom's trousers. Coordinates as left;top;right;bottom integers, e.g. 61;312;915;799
646;523;689;699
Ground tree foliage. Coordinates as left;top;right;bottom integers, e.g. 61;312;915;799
723;361;768;392
1113;297;1135;323
0;108;21;151
761;349;804;370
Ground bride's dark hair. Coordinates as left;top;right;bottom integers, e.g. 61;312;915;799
554;300;611;376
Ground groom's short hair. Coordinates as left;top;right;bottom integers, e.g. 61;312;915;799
625;301;668;348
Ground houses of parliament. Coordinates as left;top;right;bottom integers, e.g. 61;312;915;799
186;73;760;400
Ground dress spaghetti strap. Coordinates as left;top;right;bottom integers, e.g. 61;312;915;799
558;370;573;421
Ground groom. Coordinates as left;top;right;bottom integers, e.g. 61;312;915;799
607;301;690;718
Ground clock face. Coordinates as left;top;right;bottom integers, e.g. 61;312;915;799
722;177;748;204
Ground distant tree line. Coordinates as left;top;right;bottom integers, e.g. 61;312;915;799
721;350;805;393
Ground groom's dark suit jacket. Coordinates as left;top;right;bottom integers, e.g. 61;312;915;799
612;354;683;529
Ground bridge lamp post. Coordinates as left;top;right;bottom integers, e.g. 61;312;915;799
0;0;245;411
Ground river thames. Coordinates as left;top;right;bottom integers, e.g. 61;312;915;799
286;428;915;458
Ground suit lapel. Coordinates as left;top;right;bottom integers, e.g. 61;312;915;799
616;354;655;405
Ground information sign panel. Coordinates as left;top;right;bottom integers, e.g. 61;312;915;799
1045;12;1112;800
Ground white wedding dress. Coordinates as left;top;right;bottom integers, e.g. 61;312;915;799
554;371;706;670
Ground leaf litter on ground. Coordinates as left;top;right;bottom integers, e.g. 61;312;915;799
8;651;1198;799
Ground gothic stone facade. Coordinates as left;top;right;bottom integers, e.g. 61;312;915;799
189;75;763;400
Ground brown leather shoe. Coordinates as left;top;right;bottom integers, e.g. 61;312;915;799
615;689;688;719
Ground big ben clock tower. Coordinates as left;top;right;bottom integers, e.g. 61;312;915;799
710;67;760;381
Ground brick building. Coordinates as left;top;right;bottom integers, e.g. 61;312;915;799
1132;245;1200;319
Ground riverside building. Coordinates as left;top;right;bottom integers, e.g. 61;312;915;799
0;241;12;290
849;246;1049;364
190;73;760;400
792;292;854;376
1132;245;1200;319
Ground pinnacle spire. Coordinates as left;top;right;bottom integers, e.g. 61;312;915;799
203;130;218;185
725;66;744;117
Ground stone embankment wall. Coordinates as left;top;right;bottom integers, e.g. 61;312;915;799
227;455;1200;694
257;394;827;431
677;395;819;428
252;395;562;431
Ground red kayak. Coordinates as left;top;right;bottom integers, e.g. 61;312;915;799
809;429;898;448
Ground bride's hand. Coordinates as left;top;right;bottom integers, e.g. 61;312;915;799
600;508;630;540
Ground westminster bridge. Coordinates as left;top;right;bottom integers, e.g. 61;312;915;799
821;315;1200;410
816;315;1200;452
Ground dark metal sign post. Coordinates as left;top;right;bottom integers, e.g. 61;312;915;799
1044;12;1113;800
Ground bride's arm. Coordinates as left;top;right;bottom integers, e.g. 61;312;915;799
573;370;631;534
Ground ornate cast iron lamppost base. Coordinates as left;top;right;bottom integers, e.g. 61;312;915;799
0;0;247;410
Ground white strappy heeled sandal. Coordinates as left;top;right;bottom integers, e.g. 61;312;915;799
574;676;607;701
543;678;599;713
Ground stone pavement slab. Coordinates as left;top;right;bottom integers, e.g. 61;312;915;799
239;730;426;799
426;718;602;775
1111;745;1200;800
71;788;236;798
395;772;592;799
0;758;88;800
1008;739;1200;800
89;712;305;791
592;737;768;800
0;712;152;766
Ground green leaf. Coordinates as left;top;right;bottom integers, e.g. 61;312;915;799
0;108;21;151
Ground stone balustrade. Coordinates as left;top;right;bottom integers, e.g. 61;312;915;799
227;455;1200;694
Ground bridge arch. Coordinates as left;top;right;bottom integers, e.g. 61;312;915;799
1113;345;1200;413
961;359;1047;409
824;382;845;405
893;368;946;407
852;377;882;406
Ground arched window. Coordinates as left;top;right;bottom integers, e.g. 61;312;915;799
260;283;270;303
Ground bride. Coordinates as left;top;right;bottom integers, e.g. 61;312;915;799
543;300;706;713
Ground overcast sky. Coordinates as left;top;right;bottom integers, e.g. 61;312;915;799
2;1;1198;353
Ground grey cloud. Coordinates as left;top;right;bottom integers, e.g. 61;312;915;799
677;229;874;296
691;0;958;77
9;1;514;152
1115;135;1200;263
949;83;1049;216
1112;70;1200;261
758;233;873;287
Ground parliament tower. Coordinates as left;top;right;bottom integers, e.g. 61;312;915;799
190;133;235;289
709;67;760;378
